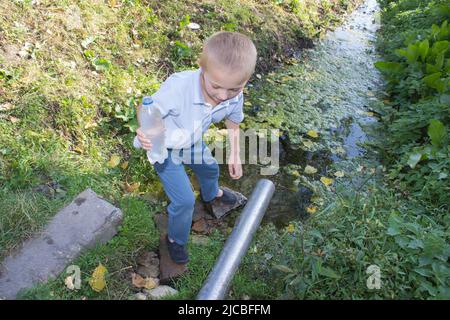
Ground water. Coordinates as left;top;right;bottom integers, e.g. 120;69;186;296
140;97;168;164
217;0;384;227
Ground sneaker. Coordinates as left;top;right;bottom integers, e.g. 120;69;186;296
203;187;239;218
166;235;189;264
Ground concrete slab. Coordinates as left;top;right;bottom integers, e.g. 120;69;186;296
0;188;123;299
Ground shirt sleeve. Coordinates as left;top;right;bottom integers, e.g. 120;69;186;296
148;75;178;119
226;93;245;124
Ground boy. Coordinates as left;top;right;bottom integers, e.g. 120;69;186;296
134;31;257;264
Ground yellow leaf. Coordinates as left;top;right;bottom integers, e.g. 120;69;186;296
320;176;334;186
302;139;314;148
307;130;319;138
89;264;107;292
334;171;345;178
286;224;295;233
124;181;140;193
304;165;317;174
256;74;262;79
131;273;158;289
365;112;375;117
120;161;129;170
367;91;374;97
244;101;252;106
306;205;318;214
107;155;121;168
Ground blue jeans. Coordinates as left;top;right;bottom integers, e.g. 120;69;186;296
153;141;219;245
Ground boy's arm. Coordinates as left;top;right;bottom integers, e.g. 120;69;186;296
225;119;242;179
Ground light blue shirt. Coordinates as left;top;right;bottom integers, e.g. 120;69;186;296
134;68;244;150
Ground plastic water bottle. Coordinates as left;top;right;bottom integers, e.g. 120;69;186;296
140;96;168;164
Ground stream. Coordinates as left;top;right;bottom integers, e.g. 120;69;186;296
219;0;384;227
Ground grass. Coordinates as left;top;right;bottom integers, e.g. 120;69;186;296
1;0;368;300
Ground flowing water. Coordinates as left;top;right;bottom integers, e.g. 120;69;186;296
219;0;384;227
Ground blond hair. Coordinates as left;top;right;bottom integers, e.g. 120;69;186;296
199;31;257;81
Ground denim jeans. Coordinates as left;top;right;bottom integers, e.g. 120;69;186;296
153;141;219;245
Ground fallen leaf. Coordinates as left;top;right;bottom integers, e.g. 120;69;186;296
124;181;140;193
65;275;75;290
304;165;318;174
302;139;314;148
256;74;262;79
320;176;334;186
89;264;107;292
121;161;129;170
306;205;318;214
187;22;200;30
131;273;158;289
107;155;121;168
307;130;319;138
9;116;19;123
334;171;345;177
286;223;295;233
0;103;15;111
367;91;374;97
365;112;375;116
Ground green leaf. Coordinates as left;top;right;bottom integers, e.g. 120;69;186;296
318;266;341;279
407;152;422;169
434;52;445;70
418;39;429;62
273;265;294;273
423;72;444;92
374;61;403;74
426;63;440;74
428;119;447;148
431;41;449;57
92;58;111;71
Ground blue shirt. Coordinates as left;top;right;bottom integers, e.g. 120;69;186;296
134;68;244;150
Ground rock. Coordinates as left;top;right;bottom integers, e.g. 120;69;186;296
191;218;209;234
137;265;159;279
205;187;247;219
154;213;168;233
0;188;123;300
134;293;147;300
158;234;188;284
136;251;160;278
146;285;178;300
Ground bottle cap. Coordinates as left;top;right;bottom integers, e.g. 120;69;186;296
142;96;153;105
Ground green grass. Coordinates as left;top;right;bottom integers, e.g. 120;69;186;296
1;0;366;299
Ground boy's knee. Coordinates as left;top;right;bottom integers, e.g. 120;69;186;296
175;192;196;210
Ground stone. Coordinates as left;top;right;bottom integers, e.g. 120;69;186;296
137;265;159;279
136;251;160;278
191;218;209;234
205;187;247;219
0;188;123;299
134;292;147;300
146;285;178;300
158;234;188;284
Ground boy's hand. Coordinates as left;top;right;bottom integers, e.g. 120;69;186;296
136;128;152;151
228;154;243;180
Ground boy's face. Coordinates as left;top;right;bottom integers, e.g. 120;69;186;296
201;64;248;105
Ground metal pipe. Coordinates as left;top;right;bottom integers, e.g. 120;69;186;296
196;179;275;300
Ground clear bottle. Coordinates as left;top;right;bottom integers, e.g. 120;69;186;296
140;96;168;164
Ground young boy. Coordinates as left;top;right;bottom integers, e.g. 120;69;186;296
134;31;257;264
